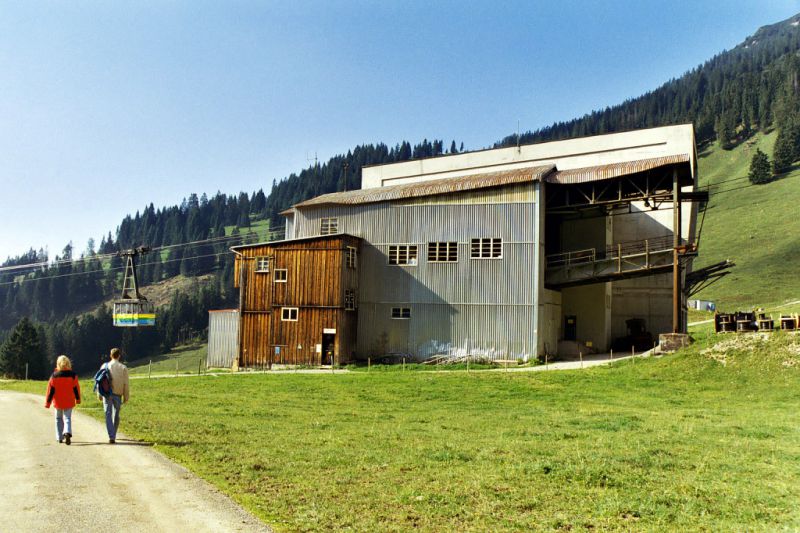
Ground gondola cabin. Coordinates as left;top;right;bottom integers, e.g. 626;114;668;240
113;299;156;327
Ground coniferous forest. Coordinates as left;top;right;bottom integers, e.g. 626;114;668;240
5;13;800;376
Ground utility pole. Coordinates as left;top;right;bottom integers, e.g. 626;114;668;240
342;161;349;192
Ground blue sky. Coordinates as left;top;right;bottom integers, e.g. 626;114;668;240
1;1;799;261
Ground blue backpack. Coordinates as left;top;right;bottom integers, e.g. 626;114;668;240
93;363;113;398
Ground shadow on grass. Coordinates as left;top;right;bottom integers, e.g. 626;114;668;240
765;165;800;182
71;439;155;447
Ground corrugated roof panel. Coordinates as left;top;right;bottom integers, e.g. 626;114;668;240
292;165;556;208
546;154;690;184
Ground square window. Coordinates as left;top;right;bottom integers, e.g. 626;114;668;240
281;307;298;321
388;245;418;266
391;307;411;319
255;256;270;272
275;269;288;282
427;242;458;262
470;238;502;259
345;289;356;310
320;218;338;235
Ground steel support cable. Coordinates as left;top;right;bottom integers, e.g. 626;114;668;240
0;249;233;287
0;226;284;275
695;198;709;248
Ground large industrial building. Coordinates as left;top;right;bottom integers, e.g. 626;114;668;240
220;124;699;367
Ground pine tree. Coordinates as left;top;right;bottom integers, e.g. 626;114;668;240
0;317;48;379
749;148;772;184
772;127;796;174
716;110;737;150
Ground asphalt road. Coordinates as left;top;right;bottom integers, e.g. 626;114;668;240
0;391;271;533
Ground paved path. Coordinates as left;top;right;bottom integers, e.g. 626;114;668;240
0;391;270;533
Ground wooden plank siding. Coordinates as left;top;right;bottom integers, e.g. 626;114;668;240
233;235;360;366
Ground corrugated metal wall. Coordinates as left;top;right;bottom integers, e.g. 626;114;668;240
207;310;239;368
291;185;542;361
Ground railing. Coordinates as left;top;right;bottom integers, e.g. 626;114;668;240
545;236;691;287
546;236;680;268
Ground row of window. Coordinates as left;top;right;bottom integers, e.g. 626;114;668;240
279;290;356;321
280;304;409;322
317;216;502;261
254;246;357;277
388;238;502;265
260;239;501;272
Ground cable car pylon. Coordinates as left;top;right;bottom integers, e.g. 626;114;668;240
112;246;156;327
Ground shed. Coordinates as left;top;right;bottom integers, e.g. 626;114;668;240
207;309;239;368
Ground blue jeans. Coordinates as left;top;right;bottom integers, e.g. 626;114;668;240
55;408;73;441
103;394;122;440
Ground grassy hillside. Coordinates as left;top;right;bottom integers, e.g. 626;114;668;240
694;131;800;309
126;343;212;376
4;343;799;531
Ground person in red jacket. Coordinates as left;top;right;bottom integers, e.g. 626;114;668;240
44;355;81;445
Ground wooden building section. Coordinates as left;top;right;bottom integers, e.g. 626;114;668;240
232;234;360;366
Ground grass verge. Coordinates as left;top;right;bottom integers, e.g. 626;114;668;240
4;340;800;531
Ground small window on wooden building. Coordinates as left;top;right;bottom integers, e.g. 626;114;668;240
346;246;357;269
274;269;288;282
320;218;339;235
255;256;270;272
281;307;298;321
428;242;458;262
388;245;418;266
344;290;356;310
470;238;502;259
391;307;411;319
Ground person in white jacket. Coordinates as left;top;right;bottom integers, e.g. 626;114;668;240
99;347;130;444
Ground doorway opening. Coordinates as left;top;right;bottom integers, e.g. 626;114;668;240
322;333;336;365
564;315;577;341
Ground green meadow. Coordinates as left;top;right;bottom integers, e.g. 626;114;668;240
126;343;213;376
695;132;800;308
5;333;800;532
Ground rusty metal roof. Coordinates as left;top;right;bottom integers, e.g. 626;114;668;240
291;165;556;208
284;155;691;212
231;232;361;251
546;154;690;185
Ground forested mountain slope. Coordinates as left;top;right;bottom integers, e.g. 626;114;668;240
5;13;800;374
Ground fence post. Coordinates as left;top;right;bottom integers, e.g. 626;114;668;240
148;360;152;379
609;349;613;367
580;351;583;369
198;358;202;376
368;357;371;372
25;363;28;381
545;352;548;370
402;357;406;372
632;346;635;364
